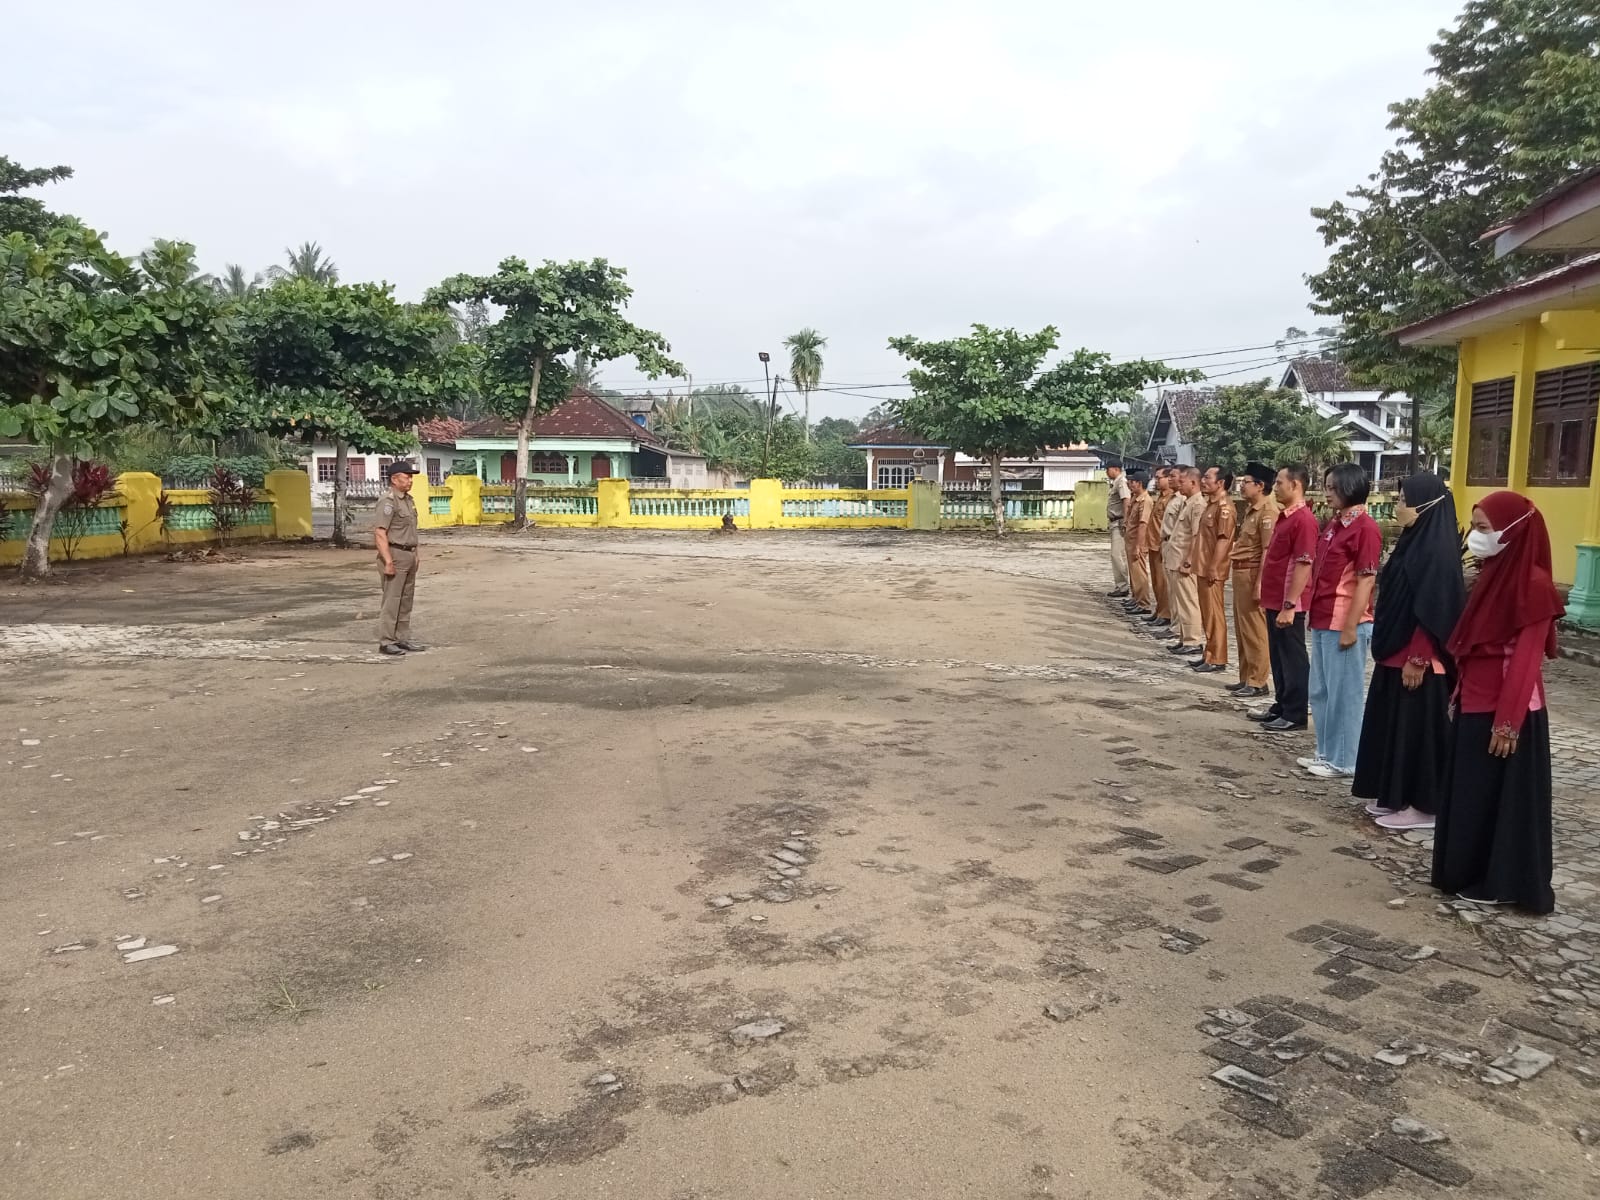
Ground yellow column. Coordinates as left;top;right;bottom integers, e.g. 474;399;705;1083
907;479;940;530
1448;340;1475;525
596;478;629;527
448;474;482;526
264;469;312;540
748;479;782;529
1074;479;1108;530
116;472;164;552
1504;320;1540;492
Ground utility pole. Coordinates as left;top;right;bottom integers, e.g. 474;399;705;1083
758;352;774;477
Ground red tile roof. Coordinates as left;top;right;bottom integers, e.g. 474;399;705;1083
848;424;948;448
459;388;665;446
417;417;465;447
1158;388;1222;439
1283;356;1356;393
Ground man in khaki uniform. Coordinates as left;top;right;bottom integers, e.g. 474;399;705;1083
373;461;425;656
1142;468;1174;630
1105;463;1131;597
1121;471;1154;614
1226;461;1280;698
1192;466;1237;675
1162;466;1205;656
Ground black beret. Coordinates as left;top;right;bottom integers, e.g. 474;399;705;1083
1241;462;1274;485
384;461;417;480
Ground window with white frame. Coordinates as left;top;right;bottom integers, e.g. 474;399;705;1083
876;460;919;488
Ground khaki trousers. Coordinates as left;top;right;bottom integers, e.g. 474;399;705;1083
1149;550;1170;618
1199;574;1229;664
1128;544;1153;609
378;546;418;647
1232;565;1270;687
1109;522;1129;589
1170;569;1202;645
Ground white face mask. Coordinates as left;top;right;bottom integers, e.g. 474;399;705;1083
1467;509;1531;559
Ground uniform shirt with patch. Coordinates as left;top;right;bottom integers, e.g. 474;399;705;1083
374;489;418;546
1309;507;1381;630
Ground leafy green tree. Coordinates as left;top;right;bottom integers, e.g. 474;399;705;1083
1282;412;1355;481
427;258;682;526
783;328;827;440
212;264;264;301
1104;391;1159;463
888;325;1200;534
0;155;73;238
265;241;339;284
0;224;233;579
231;279;458;544
1189;382;1315;474
1308;1;1600;402
810;417;865;481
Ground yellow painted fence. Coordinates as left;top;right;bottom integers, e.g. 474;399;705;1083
0;470;313;568
420;477;1105;533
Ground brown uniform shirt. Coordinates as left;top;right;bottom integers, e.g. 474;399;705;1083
1164;490;1206;572
1145;492;1173;554
1124;490;1152;550
1231;495;1281;569
374;488;419;548
1199;492;1237;579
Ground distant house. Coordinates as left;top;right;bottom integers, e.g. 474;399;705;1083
454;388;712;488
1146;388;1221;466
848;425;1101;489
302;418;464;505
1279;357;1413;482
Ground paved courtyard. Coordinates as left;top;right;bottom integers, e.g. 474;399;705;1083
2;528;1598;1200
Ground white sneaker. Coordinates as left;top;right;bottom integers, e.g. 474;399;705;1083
1305;762;1347;780
1296;756;1324;770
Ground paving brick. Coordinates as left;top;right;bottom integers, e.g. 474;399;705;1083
1284;999;1363;1033
1323;920;1381;940
1210;872;1264;892
1323;976;1381;1001
1317;1150;1399;1198
1241;858;1281;874
1337;945;1414;974
1286;923;1337;944
1225;836;1268;851
1203;1040;1287;1078
1369;1135;1474;1187
1424;980;1481;1005
1313;957;1364;979
1220;1094;1309;1139
1251;1012;1305;1040
1437;949;1511;978
1499;1009;1580;1046
1128;856;1180;874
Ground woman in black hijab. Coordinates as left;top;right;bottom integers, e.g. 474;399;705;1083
1353;472;1466;829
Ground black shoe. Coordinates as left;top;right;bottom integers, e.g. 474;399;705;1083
1245;708;1282;723
1224;681;1251;693
1107;587;1130;598
394;641;427;652
1260;718;1306;733
1238;686;1270;699
379;644;407;656
1191;663;1226;673
1167;643;1200;655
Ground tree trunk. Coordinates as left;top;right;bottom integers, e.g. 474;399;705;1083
513;355;543;529
988;453;1006;538
803;387;811;442
331;440;349;548
19;453;74;581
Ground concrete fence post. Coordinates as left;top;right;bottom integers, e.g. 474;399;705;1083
596;478;630;527
907;479;941;530
264;469;313;540
115;472;164;552
748;479;782;529
448;474;482;526
1073;478;1109;531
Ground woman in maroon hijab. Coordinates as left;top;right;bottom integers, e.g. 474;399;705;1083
1432;491;1565;912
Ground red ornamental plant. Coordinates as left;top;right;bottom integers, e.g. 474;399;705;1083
24;459;117;561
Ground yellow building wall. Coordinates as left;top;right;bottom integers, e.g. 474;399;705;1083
1450;312;1600;587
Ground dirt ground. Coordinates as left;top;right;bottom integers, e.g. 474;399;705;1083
2;529;1597;1200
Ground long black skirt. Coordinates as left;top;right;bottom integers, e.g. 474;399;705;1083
1431;710;1555;914
1352;666;1452;814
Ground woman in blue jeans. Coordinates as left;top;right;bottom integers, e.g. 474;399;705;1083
1301;463;1382;779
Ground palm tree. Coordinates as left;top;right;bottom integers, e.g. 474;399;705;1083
783;328;827;441
212;263;264;301
572;353;600;390
1281;412;1354;480
265;241;338;284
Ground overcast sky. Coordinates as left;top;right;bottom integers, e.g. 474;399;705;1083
7;1;1461;420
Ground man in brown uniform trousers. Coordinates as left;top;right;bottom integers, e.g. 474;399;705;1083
1164;466;1206;656
373;461;426;657
1191;465;1237;675
1225;462;1279;699
1120;471;1154;615
1141;468;1174;633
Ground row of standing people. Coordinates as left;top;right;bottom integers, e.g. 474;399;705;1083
1105;463;1564;915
